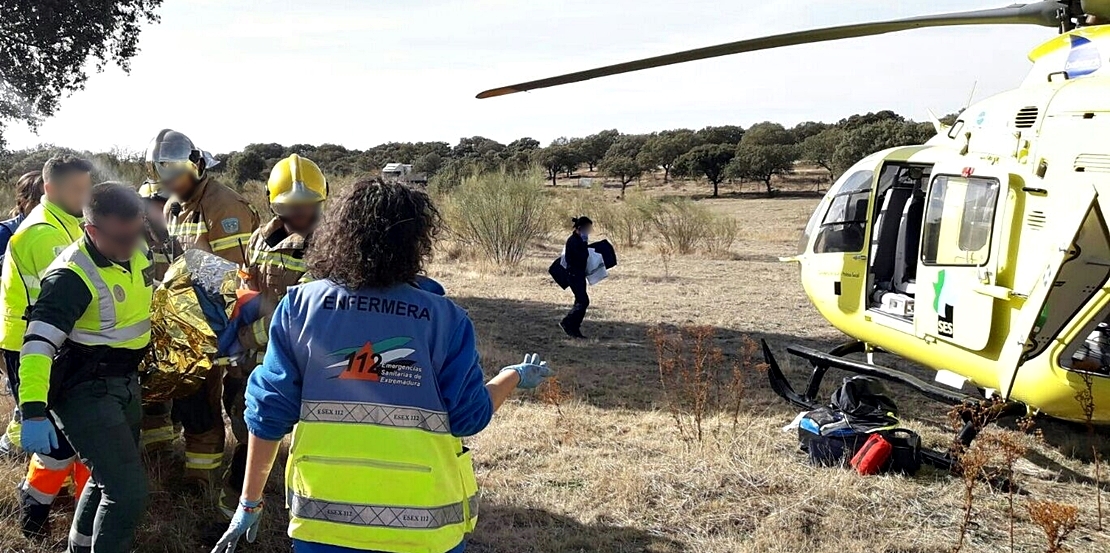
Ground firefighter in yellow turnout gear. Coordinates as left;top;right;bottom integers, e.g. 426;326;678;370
1;156;93;539
146;129;260;486
219;154;327;515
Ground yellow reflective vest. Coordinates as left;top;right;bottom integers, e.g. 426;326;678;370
0;199;83;351
18;238;152;407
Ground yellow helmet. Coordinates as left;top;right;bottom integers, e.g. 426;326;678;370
267;154;327;215
138;179;169;201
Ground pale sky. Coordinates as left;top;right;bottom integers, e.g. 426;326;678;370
6;0;1054;154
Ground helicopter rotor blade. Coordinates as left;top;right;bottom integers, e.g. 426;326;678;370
476;1;1065;99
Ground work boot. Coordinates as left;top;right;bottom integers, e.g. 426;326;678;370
20;495;51;540
560;321;586;340
559;320;575;338
183;469;219;497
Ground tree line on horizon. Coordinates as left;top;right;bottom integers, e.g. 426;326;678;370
0;2;945;201
0;110;946;199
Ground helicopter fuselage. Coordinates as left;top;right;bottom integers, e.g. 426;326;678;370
795;26;1110;422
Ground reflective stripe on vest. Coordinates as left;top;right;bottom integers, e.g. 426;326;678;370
250;250;307;273
68;249;117;328
290;492;477;530
209;233;251;253
169;220;207;238
300;400;450;434
63;249;152;345
285;420;478;550
69;320;151;345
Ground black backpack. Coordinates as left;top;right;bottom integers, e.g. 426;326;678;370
831;376;900;428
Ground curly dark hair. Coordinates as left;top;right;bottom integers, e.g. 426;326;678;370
13;171;44;217
307;178;441;290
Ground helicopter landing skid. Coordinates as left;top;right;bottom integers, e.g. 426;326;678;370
762;340;975;409
761;340;1027;472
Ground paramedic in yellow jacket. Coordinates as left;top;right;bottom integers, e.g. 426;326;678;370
212;179;554;553
219;154;326;515
0;155;92;539
145;129;260;486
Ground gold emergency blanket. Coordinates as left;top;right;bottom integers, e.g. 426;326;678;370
141;249;238;403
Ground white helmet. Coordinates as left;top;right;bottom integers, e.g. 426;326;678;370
144;129;220;183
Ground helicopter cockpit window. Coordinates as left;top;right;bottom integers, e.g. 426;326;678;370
921;176;1000;266
813;169;873;254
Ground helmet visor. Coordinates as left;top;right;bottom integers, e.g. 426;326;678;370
147;160;198;184
272;201;322;218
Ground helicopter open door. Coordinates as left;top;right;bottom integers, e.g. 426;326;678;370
798;167;875;315
997;187;1101;400
914;173;1005;351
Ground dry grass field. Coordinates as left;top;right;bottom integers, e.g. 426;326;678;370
0;173;1108;552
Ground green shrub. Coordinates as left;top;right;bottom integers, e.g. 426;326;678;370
553;182;610;233
607;193;658;248
441;168;550;266
701;214;739;256
648;199;710;255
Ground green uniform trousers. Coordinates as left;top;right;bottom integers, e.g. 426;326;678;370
53;375;148;553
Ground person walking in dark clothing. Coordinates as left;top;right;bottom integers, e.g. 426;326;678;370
560;216;593;339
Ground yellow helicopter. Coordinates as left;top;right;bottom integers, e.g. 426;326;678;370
479;1;1110;425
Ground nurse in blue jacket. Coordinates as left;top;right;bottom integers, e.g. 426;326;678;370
212;179;554;553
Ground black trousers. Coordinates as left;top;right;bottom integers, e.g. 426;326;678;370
562;275;590;332
54;375;147;553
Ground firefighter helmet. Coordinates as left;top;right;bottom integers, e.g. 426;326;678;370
266;154;327;216
144;129;219;184
137;179;169;201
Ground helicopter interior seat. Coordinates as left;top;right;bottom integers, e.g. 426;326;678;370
869;186;914;295
893;190;926;296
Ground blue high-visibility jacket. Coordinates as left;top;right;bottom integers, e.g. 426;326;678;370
245;279;491;552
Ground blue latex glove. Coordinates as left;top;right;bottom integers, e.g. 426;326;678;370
211;498;263;553
21;417;58;455
499;353;554;389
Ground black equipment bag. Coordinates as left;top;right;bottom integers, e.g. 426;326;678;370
797;377;904;468
548;257;570;289
588;239;618;269
797;407;868;467
880;428;923;476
